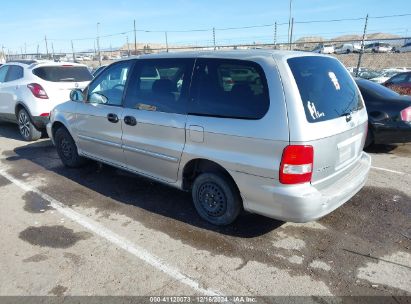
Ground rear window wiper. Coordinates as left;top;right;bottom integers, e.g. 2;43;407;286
340;111;354;122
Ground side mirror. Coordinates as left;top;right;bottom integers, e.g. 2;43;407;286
70;89;84;102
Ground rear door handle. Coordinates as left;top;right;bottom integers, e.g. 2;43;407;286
124;115;137;126
107;113;119;123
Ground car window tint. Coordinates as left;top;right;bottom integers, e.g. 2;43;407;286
6;65;24;82
33;66;92;82
88;61;133;106
389;74;407;84
124;58;194;114
288;56;363;123
0;65;10;83
189;59;269;119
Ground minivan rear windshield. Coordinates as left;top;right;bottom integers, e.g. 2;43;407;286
33;66;93;82
288;56;363;123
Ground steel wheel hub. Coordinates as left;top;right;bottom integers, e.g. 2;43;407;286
60;138;73;159
198;182;226;217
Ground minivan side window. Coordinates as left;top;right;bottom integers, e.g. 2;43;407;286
87;61;133;106
0;65;9;83
124;58;194;114
5;65;24;82
189;59;269;119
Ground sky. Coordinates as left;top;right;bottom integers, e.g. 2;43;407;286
1;0;410;54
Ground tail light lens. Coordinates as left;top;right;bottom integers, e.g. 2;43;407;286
279;145;314;185
400;106;411;122
27;83;48;99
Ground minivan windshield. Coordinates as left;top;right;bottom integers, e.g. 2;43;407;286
288;56;363;123
33;66;93;82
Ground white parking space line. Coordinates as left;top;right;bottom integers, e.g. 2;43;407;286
0;168;222;297
371;166;407;175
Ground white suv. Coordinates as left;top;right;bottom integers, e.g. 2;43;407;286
0;60;92;141
334;43;361;54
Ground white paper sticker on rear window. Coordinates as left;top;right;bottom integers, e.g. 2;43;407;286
328;72;341;90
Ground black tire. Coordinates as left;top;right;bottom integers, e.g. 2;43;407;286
192;173;242;226
364;128;374;148
55;127;86;168
17;108;42;141
346;49;351;54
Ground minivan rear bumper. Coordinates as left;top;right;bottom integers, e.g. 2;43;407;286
232;151;371;222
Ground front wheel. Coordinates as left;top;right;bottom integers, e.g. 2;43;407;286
55;127;86;168
17;108;42;141
192;173;242;226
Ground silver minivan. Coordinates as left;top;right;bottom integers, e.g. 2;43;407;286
47;50;371;225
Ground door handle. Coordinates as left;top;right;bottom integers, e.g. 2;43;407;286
124;115;137;126
107;113;119;123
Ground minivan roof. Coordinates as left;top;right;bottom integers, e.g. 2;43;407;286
130;49;325;61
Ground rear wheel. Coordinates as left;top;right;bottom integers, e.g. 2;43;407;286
192;173;242;226
17;108;42;141
55;127;86;168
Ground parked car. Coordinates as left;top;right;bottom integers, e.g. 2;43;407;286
47;51;370;226
364;42;392;53
370;70;403;84
394;42;411;53
358;70;381;80
0;60;92;141
356;78;411;146
334;43;361;54
312;44;335;54
383;71;411;95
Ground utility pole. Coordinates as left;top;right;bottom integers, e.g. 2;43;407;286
134;19;137;55
36;44;39;59
356;14;368;77
213;27;216;50
97;22;102;66
20;47;23;59
273;22;277;49
165;31;169;52
289;18;294;50
45;36;49;59
24;43;27;59
71;40;75;62
126;36;130;57
287;0;293;45
52;43;55;61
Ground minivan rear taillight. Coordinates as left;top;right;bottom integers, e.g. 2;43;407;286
27;83;48;99
279;145;314;184
400;106;411;122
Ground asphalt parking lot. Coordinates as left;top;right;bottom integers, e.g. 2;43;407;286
0;122;410;300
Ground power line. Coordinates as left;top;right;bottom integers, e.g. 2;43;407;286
7;12;411;53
